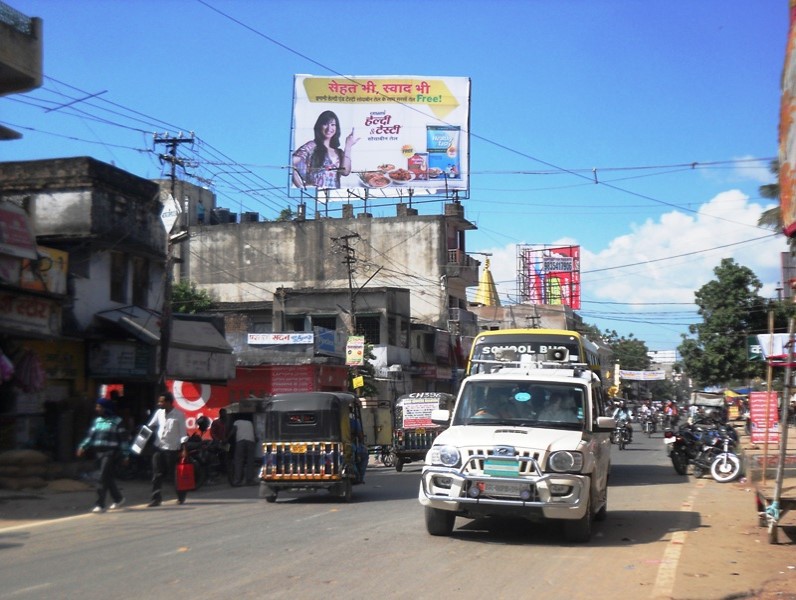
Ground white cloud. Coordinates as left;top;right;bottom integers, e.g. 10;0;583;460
731;155;775;185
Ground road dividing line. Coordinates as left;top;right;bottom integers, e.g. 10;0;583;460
651;485;702;599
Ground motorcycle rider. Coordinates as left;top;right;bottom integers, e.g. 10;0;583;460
612;401;633;442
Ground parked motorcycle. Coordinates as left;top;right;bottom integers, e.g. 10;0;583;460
664;418;740;481
709;435;743;483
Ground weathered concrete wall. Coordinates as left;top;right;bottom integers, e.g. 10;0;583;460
189;215;449;328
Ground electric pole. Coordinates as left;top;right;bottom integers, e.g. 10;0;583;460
332;233;360;334
153;132;194;391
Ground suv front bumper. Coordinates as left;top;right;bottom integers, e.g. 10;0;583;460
419;458;590;521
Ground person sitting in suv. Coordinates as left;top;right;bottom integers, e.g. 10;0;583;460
538;392;578;423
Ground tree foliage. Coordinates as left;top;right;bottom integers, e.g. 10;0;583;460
755;159;796;252
348;344;379;398
172;280;216;314
600;329;651;371
677;258;769;387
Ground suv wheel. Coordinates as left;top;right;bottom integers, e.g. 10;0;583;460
425;506;455;536
563;498;592;543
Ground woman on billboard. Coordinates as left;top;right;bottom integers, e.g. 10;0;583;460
292;110;359;189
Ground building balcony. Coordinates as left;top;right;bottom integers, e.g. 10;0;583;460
0;3;42;96
446;249;479;286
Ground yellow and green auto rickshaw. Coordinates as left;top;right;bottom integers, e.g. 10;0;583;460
391;392;456;472
259;391;364;503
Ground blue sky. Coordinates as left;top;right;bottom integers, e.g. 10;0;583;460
2;0;790;352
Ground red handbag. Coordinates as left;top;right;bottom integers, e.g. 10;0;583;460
176;458;196;491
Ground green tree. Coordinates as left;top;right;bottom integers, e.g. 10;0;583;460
277;207;295;221
172;280;216;313
348;344;379;398
755;159;796;253
678;258;769;388
600;329;650;371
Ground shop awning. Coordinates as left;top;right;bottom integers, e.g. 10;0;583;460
95;306;235;381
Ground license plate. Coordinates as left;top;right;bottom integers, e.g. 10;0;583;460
289;443;308;453
484;458;520;477
663;437;676;445
483;481;527;496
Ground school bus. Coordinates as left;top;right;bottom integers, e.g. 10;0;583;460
466;328;608;378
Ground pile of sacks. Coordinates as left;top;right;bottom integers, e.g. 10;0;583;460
0;449;88;491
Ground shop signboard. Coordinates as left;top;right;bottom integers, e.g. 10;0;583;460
749;391;780;446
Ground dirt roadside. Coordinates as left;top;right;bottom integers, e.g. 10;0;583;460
669;423;796;600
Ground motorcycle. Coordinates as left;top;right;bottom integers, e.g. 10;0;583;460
611;419;632;450
642;414;657;437
709;435;743;483
664;418;740;481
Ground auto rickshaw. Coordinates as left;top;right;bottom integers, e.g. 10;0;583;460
258;391;364;503
391;392;455;472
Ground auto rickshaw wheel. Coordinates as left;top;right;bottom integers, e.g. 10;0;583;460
265;492;277;503
331;478;353;502
394;457;404;472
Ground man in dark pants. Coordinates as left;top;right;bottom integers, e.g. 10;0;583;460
146;392;189;506
76;397;128;513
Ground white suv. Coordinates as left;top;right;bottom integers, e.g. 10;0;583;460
418;359;615;543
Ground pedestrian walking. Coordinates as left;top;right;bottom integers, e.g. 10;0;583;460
229;414;256;486
76;397;128;513
210;407;229;475
146;392;189;506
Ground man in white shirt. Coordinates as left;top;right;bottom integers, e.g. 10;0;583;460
230;415;256;486
147;392;189;506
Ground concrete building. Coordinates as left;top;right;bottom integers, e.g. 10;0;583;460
179;199;480;398
0;157;234;455
0;2;42;140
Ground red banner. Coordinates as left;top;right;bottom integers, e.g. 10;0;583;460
749;391;780;446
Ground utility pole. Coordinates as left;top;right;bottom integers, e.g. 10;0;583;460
153;132;194;391
332;233;360;334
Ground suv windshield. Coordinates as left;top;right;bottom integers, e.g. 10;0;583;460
452;380;586;430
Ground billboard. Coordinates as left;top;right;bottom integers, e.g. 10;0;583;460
781;3;796;237
517;245;581;309
290;75;470;199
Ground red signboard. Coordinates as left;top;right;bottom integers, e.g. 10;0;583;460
165;364;349;433
749;391;780;446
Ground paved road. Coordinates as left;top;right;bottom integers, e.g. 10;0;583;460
0;427;794;599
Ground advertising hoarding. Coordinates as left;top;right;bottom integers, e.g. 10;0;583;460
518;245;581;309
781;4;796;237
290;75;470;199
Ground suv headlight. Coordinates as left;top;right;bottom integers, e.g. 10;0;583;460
548;451;583;473
429;445;460;467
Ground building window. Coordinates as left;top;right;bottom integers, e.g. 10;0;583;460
312;316;337;331
356;316;380;345
131;257;149;307
287;316;306;332
110;252;127;303
252;319;272;333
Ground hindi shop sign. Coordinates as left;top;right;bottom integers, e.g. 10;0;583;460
248;333;314;345
749;391;780;446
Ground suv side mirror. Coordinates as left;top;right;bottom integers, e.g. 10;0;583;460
595;416;616;431
431;409;450;426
